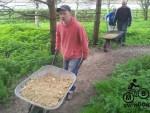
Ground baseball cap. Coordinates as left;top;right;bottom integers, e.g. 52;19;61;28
57;5;71;12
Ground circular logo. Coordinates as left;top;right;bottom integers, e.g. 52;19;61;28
138;88;149;99
123;92;134;103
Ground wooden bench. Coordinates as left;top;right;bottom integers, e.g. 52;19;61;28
103;31;124;52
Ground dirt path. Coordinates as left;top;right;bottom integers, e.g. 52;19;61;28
0;46;150;113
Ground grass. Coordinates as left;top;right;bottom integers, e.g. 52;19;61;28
0;23;62;103
82;19;150;46
80;55;150;113
127;20;150;45
0;19;149;104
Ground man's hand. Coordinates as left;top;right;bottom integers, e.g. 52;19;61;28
128;24;131;27
55;49;59;54
112;22;116;26
128;22;131;27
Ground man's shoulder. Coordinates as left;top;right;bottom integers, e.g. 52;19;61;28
73;18;83;29
57;22;64;29
124;6;131;10
118;7;122;10
73;18;81;25
118;6;131;11
57;22;62;26
123;6;131;10
117;7;122;12
56;22;63;31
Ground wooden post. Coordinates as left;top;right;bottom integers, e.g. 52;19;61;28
47;0;56;54
75;0;79;18
93;0;102;45
35;1;40;27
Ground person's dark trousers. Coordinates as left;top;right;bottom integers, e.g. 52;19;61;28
63;58;83;91
117;21;128;45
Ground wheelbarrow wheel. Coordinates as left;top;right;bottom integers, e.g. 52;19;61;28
28;105;46;113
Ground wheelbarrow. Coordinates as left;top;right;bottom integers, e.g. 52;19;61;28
15;52;77;113
103;31;124;52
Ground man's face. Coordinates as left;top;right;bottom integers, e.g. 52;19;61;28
59;10;71;22
122;1;127;7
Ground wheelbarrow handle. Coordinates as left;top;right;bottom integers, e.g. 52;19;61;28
51;50;58;65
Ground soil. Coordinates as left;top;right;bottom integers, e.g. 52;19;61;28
0;46;150;113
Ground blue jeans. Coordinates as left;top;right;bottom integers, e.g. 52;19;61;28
117;21;128;44
63;58;83;91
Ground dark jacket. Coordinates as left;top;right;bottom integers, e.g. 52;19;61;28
114;6;132;25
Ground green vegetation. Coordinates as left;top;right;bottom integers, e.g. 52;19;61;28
0;9;148;23
80;55;150;113
0;19;149;104
83;19;150;46
127;20;150;45
0;23;61;103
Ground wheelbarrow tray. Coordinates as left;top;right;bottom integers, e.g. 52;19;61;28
103;31;124;39
15;65;76;110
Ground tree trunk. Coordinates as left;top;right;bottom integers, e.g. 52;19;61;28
144;7;148;20
93;0;102;45
35;1;40;27
107;0;111;13
47;0;56;54
75;0;79;17
139;0;149;20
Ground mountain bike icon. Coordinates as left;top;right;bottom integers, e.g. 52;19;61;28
123;79;149;103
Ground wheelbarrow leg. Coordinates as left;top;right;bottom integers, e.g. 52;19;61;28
28;104;33;113
28;105;43;113
104;39;111;52
43;110;50;113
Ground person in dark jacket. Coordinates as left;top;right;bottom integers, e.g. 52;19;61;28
114;1;132;46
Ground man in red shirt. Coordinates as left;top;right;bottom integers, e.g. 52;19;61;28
56;5;89;99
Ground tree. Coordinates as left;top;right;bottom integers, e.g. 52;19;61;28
33;0;56;54
75;0;79;17
0;0;13;5
47;0;56;54
105;0;115;13
61;0;95;17
75;0;86;17
34;1;40;27
0;0;56;54
74;0;93;17
137;0;150;20
0;0;13;19
93;0;102;45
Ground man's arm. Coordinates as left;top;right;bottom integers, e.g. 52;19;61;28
128;8;132;26
79;26;89;60
113;9;119;25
